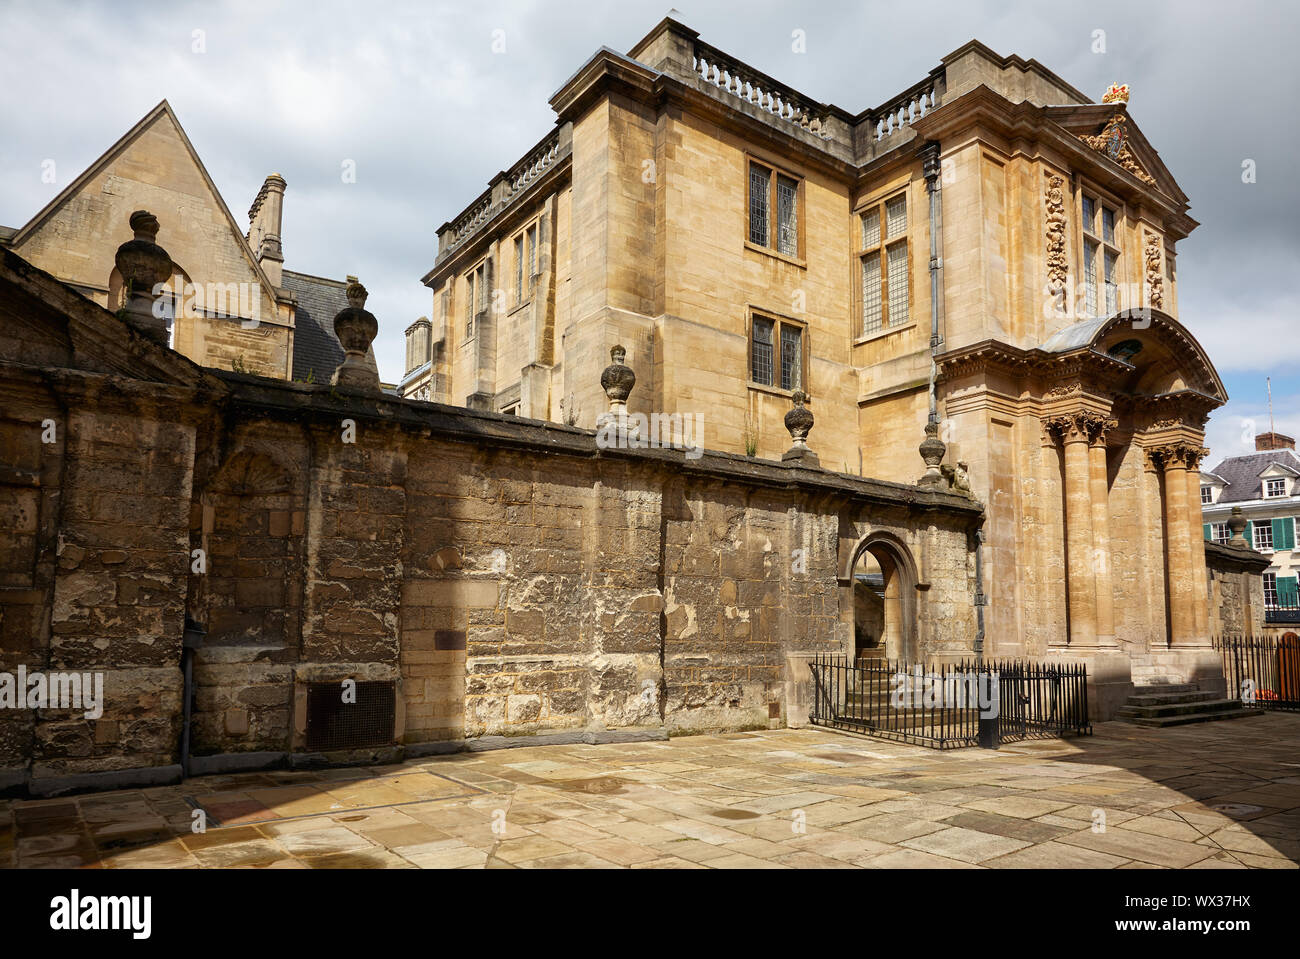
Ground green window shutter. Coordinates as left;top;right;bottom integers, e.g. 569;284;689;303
1279;576;1299;608
1246;520;1253;544
1290;518;1297;551
1204;523;1212;541
1273;518;1295;551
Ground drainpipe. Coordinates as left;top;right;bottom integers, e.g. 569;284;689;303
181;617;206;778
922;141;945;426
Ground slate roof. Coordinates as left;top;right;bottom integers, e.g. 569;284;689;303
281;269;378;384
1205;449;1300;504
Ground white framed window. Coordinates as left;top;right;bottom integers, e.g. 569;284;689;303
1264;572;1278;608
1265;477;1287;498
1200;485;1213;505
1211;522;1230;544
1082;193;1120;318
1254;521;1274;552
859;193;909;336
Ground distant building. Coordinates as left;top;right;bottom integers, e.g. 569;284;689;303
0;100;375;383
1202;432;1300;617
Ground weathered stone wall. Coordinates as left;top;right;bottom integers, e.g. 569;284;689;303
1;247;982;793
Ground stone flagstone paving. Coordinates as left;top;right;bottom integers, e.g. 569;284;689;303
3;714;1299;869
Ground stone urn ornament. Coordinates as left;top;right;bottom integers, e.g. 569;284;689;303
1228;506;1249;548
113;210;173;345
782;390;819;467
331;280;381;392
918;419;946;488
598;344;638;438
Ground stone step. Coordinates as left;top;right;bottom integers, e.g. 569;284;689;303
1124;690;1221;707
1118;697;1245;719
1131;683;1199;696
1123;707;1263;728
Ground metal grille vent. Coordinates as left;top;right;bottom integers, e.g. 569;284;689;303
305;680;396;751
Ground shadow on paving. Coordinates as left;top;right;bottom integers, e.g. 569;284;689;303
1;713;1298;869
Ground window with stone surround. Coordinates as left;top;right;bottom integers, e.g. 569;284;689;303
1082;192;1121;317
464;260;487;340
750;312;805;391
859;193;909;337
514;221;539;306
747;160;802;259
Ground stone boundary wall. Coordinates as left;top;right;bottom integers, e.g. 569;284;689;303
1;248;982;794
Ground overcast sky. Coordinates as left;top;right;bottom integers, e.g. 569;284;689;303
1;0;1295;464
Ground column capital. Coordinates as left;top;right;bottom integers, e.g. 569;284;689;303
1147;442;1209;472
1045;410;1112;446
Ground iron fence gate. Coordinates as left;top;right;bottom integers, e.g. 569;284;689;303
1215;634;1300;711
808;655;1091;749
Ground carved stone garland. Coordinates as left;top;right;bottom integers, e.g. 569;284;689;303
1144;230;1164;310
1044;172;1068;313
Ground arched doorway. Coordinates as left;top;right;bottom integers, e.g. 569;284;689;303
848;535;918;664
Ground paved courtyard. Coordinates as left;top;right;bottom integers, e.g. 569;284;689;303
3;714;1299;869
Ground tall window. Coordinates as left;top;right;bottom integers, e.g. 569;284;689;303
465;261;486;339
1082;193;1120;317
513;222;538;306
1200;485;1213;505
748;161;801;257
1264;572;1278;608
1254;521;1274;552
860;194;909;336
751;314;804;391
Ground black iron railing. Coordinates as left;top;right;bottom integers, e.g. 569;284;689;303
1215;634;1300;711
808;655;1091;749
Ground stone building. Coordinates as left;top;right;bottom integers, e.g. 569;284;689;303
412;17;1242;709
0;100;376;384
1202;432;1300;623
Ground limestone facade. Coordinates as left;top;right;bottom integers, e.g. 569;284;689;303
416;18;1240;696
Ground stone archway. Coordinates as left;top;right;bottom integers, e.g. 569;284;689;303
847;533;919;663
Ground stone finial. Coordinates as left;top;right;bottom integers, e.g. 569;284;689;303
918;420;946;488
600;345;636;406
331;279;381;392
1228;506;1249;547
113;210;173;345
782;390;819;467
597;344;639;439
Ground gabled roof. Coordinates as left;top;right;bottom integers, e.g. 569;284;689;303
1206;449;1300;504
3;100;286;307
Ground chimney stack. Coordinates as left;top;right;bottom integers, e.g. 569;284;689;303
1256;431;1295;451
247;173;286;286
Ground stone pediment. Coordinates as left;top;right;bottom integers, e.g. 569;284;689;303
1044;104;1186;204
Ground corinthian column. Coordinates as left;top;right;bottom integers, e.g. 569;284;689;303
1183;447;1211;642
1089;421;1119;646
1152;444;1201;645
1049;413;1104;646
